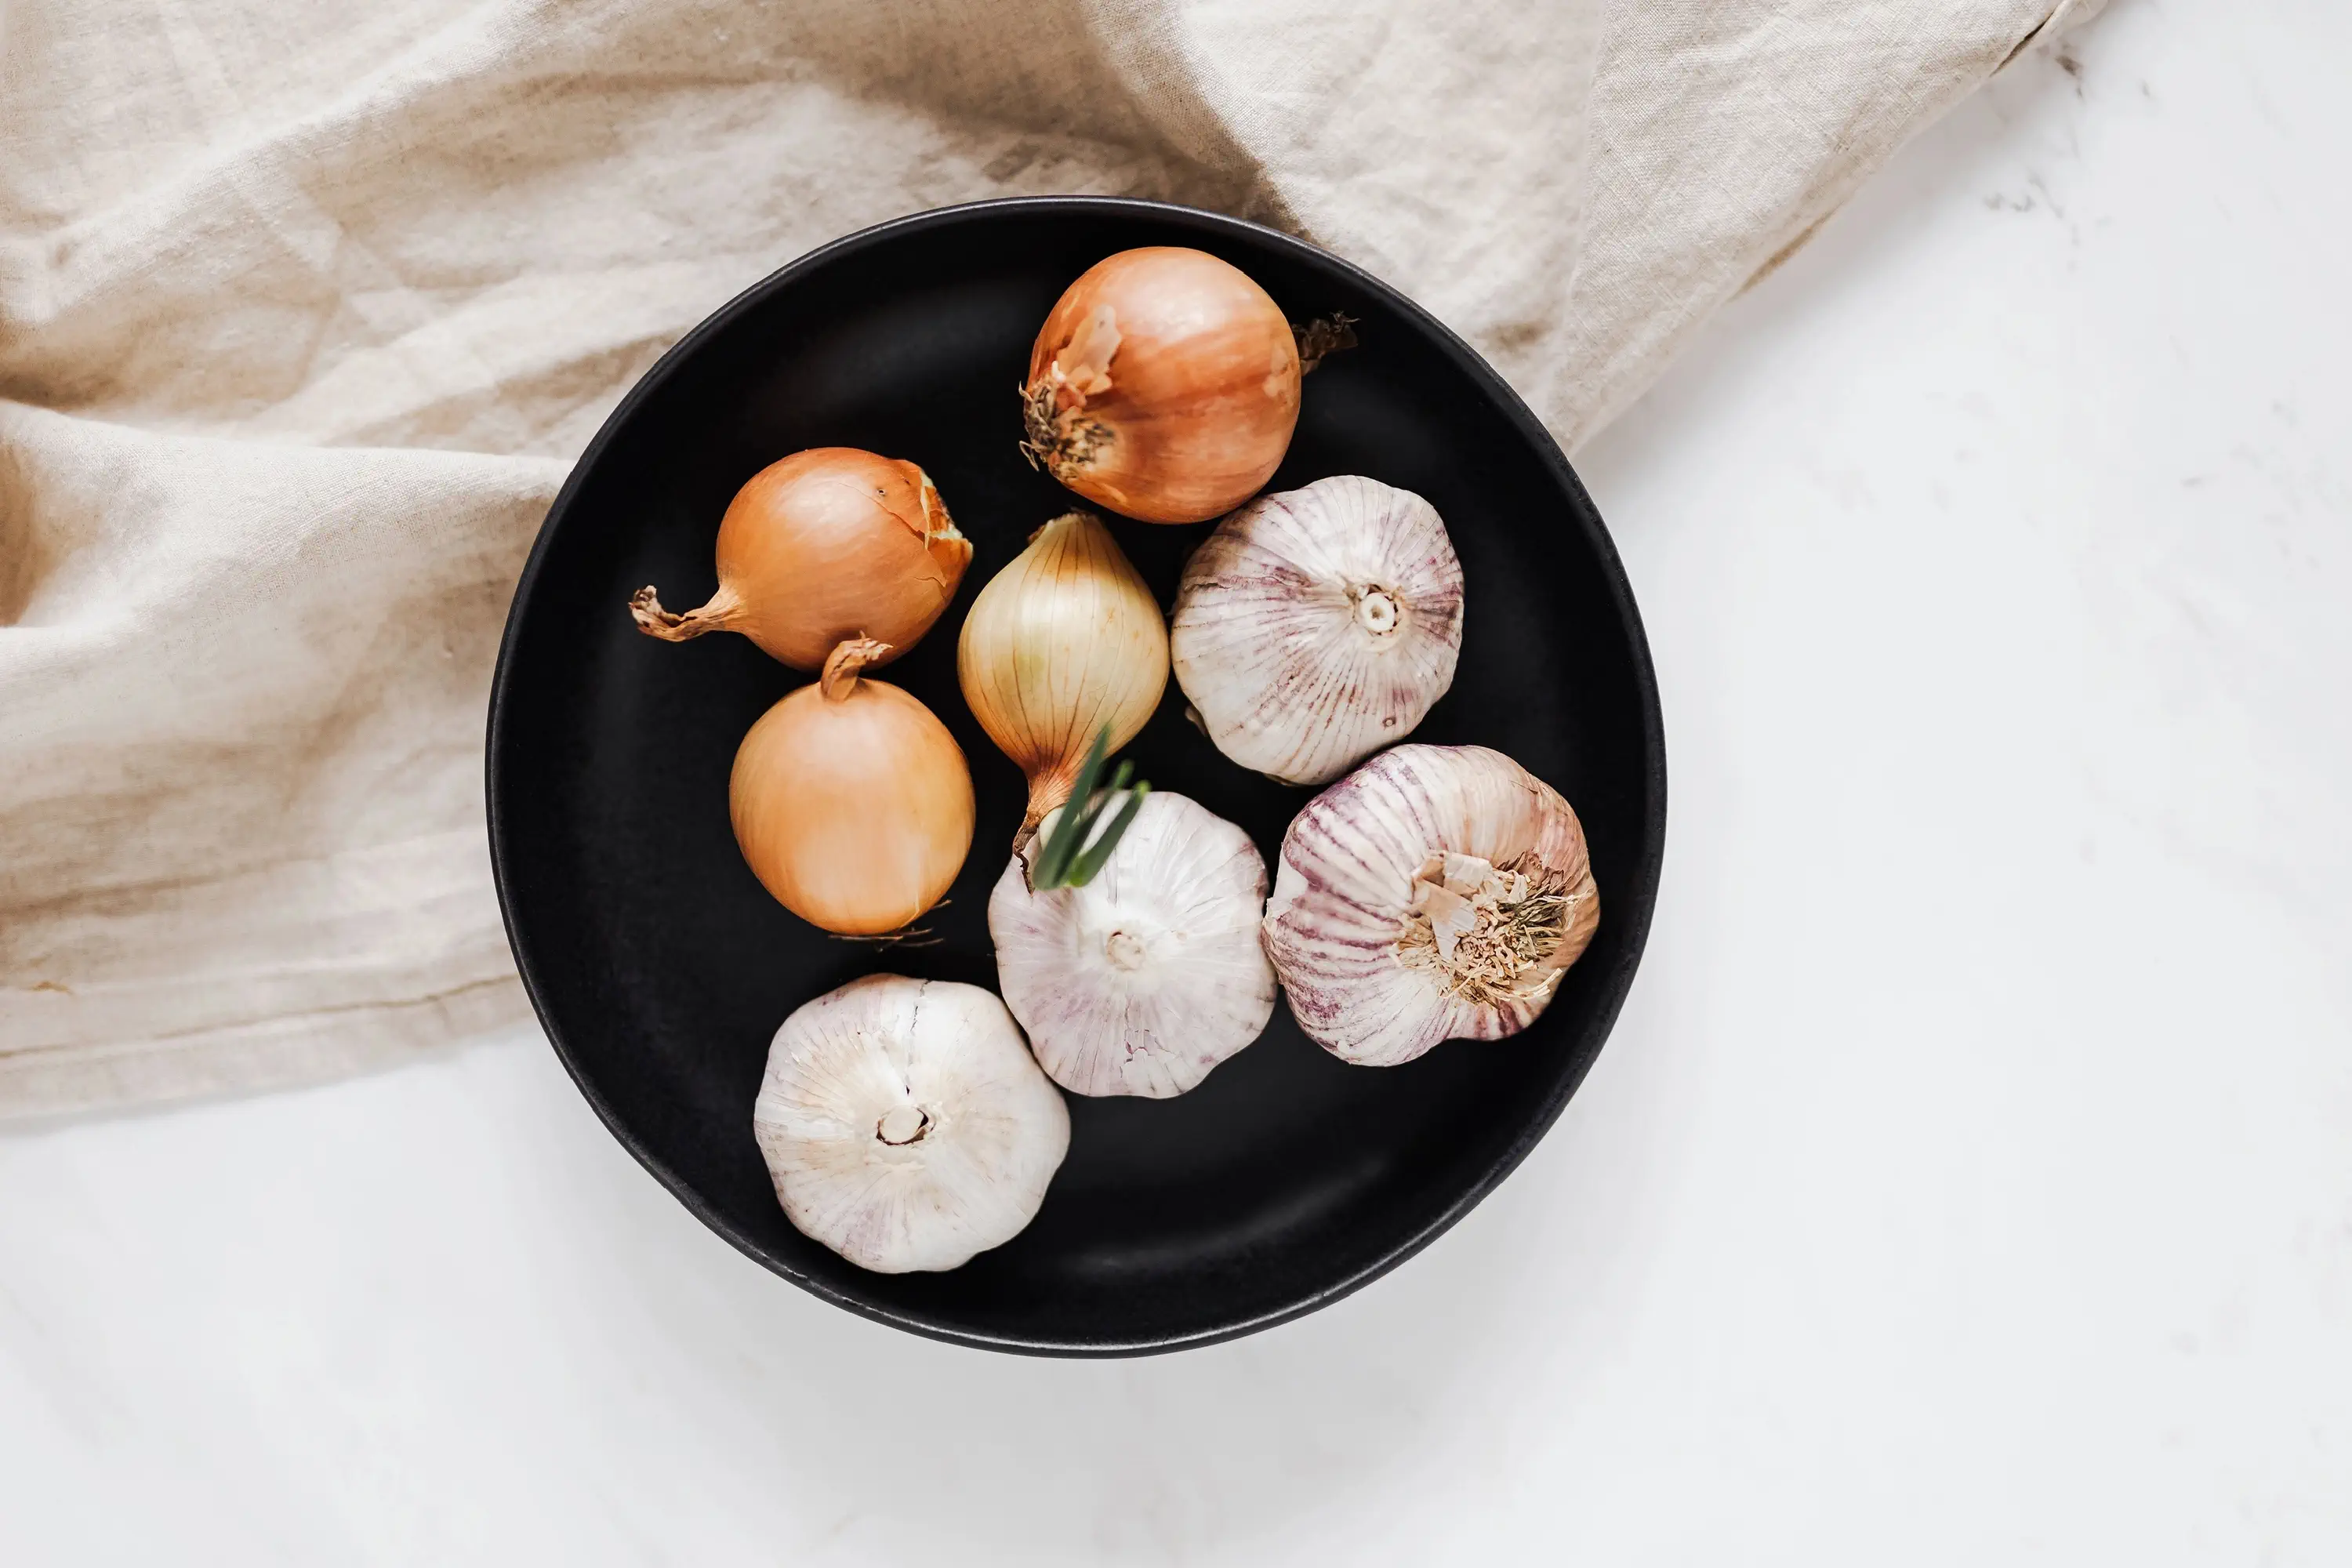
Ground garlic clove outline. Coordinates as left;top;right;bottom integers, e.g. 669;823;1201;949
1262;744;1599;1066
1171;475;1464;787
752;974;1070;1273
989;790;1276;1098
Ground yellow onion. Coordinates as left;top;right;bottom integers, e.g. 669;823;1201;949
731;638;975;935
957;511;1168;842
1022;247;1300;524
632;447;971;670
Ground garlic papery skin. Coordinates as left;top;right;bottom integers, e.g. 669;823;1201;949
1262;745;1599;1066
752;975;1070;1273
989;791;1275;1098
957;510;1171;841
1170;476;1464;786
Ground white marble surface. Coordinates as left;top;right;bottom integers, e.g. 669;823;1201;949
5;4;2347;1562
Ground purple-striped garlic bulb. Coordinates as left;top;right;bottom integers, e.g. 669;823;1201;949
1263;745;1599;1066
989;790;1276;1098
1170;476;1464;786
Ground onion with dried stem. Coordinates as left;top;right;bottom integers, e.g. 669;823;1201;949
1022;247;1309;524
632;447;971;670
730;638;975;935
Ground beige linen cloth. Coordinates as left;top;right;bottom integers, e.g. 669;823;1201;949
0;0;2102;1117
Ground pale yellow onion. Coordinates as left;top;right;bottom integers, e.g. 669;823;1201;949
1022;248;1301;524
632;447;971;670
956;510;1168;842
731;638;975;935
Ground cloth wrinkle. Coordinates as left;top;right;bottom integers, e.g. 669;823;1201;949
0;0;2106;1116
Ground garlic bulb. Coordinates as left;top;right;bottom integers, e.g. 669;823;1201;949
752;975;1069;1273
1171;476;1464;786
989;791;1275;1098
958;510;1170;841
1262;745;1599;1066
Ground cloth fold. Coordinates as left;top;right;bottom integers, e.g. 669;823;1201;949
0;0;2100;1117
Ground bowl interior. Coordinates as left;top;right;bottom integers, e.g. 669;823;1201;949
490;199;1663;1353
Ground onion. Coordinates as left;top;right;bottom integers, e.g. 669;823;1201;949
956;510;1169;844
631;447;971;670
1022;247;1301;524
730;638;975;935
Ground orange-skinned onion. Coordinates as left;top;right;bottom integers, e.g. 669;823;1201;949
1022;247;1300;524
631;448;971;670
731;639;975;935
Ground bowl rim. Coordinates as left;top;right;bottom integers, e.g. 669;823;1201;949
486;195;1668;1356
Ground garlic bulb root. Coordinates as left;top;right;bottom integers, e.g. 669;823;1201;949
633;447;971;670
957;510;1169;844
1171;476;1464;786
730;637;975;936
1262;744;1599;1066
1395;851;1584;1007
989;791;1275;1098
1023;248;1301;524
753;975;1069;1273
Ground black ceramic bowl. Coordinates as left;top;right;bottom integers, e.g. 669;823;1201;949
488;198;1664;1355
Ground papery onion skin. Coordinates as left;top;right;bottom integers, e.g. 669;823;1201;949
632;447;971;670
1171;475;1464;786
989;790;1275;1099
1024;248;1300;524
1263;744;1599;1066
957;510;1169;841
753;975;1069;1274
730;639;975;935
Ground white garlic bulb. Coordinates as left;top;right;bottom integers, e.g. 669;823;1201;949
1262;745;1599;1066
989;790;1276;1098
752;975;1069;1273
1170;475;1464;786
